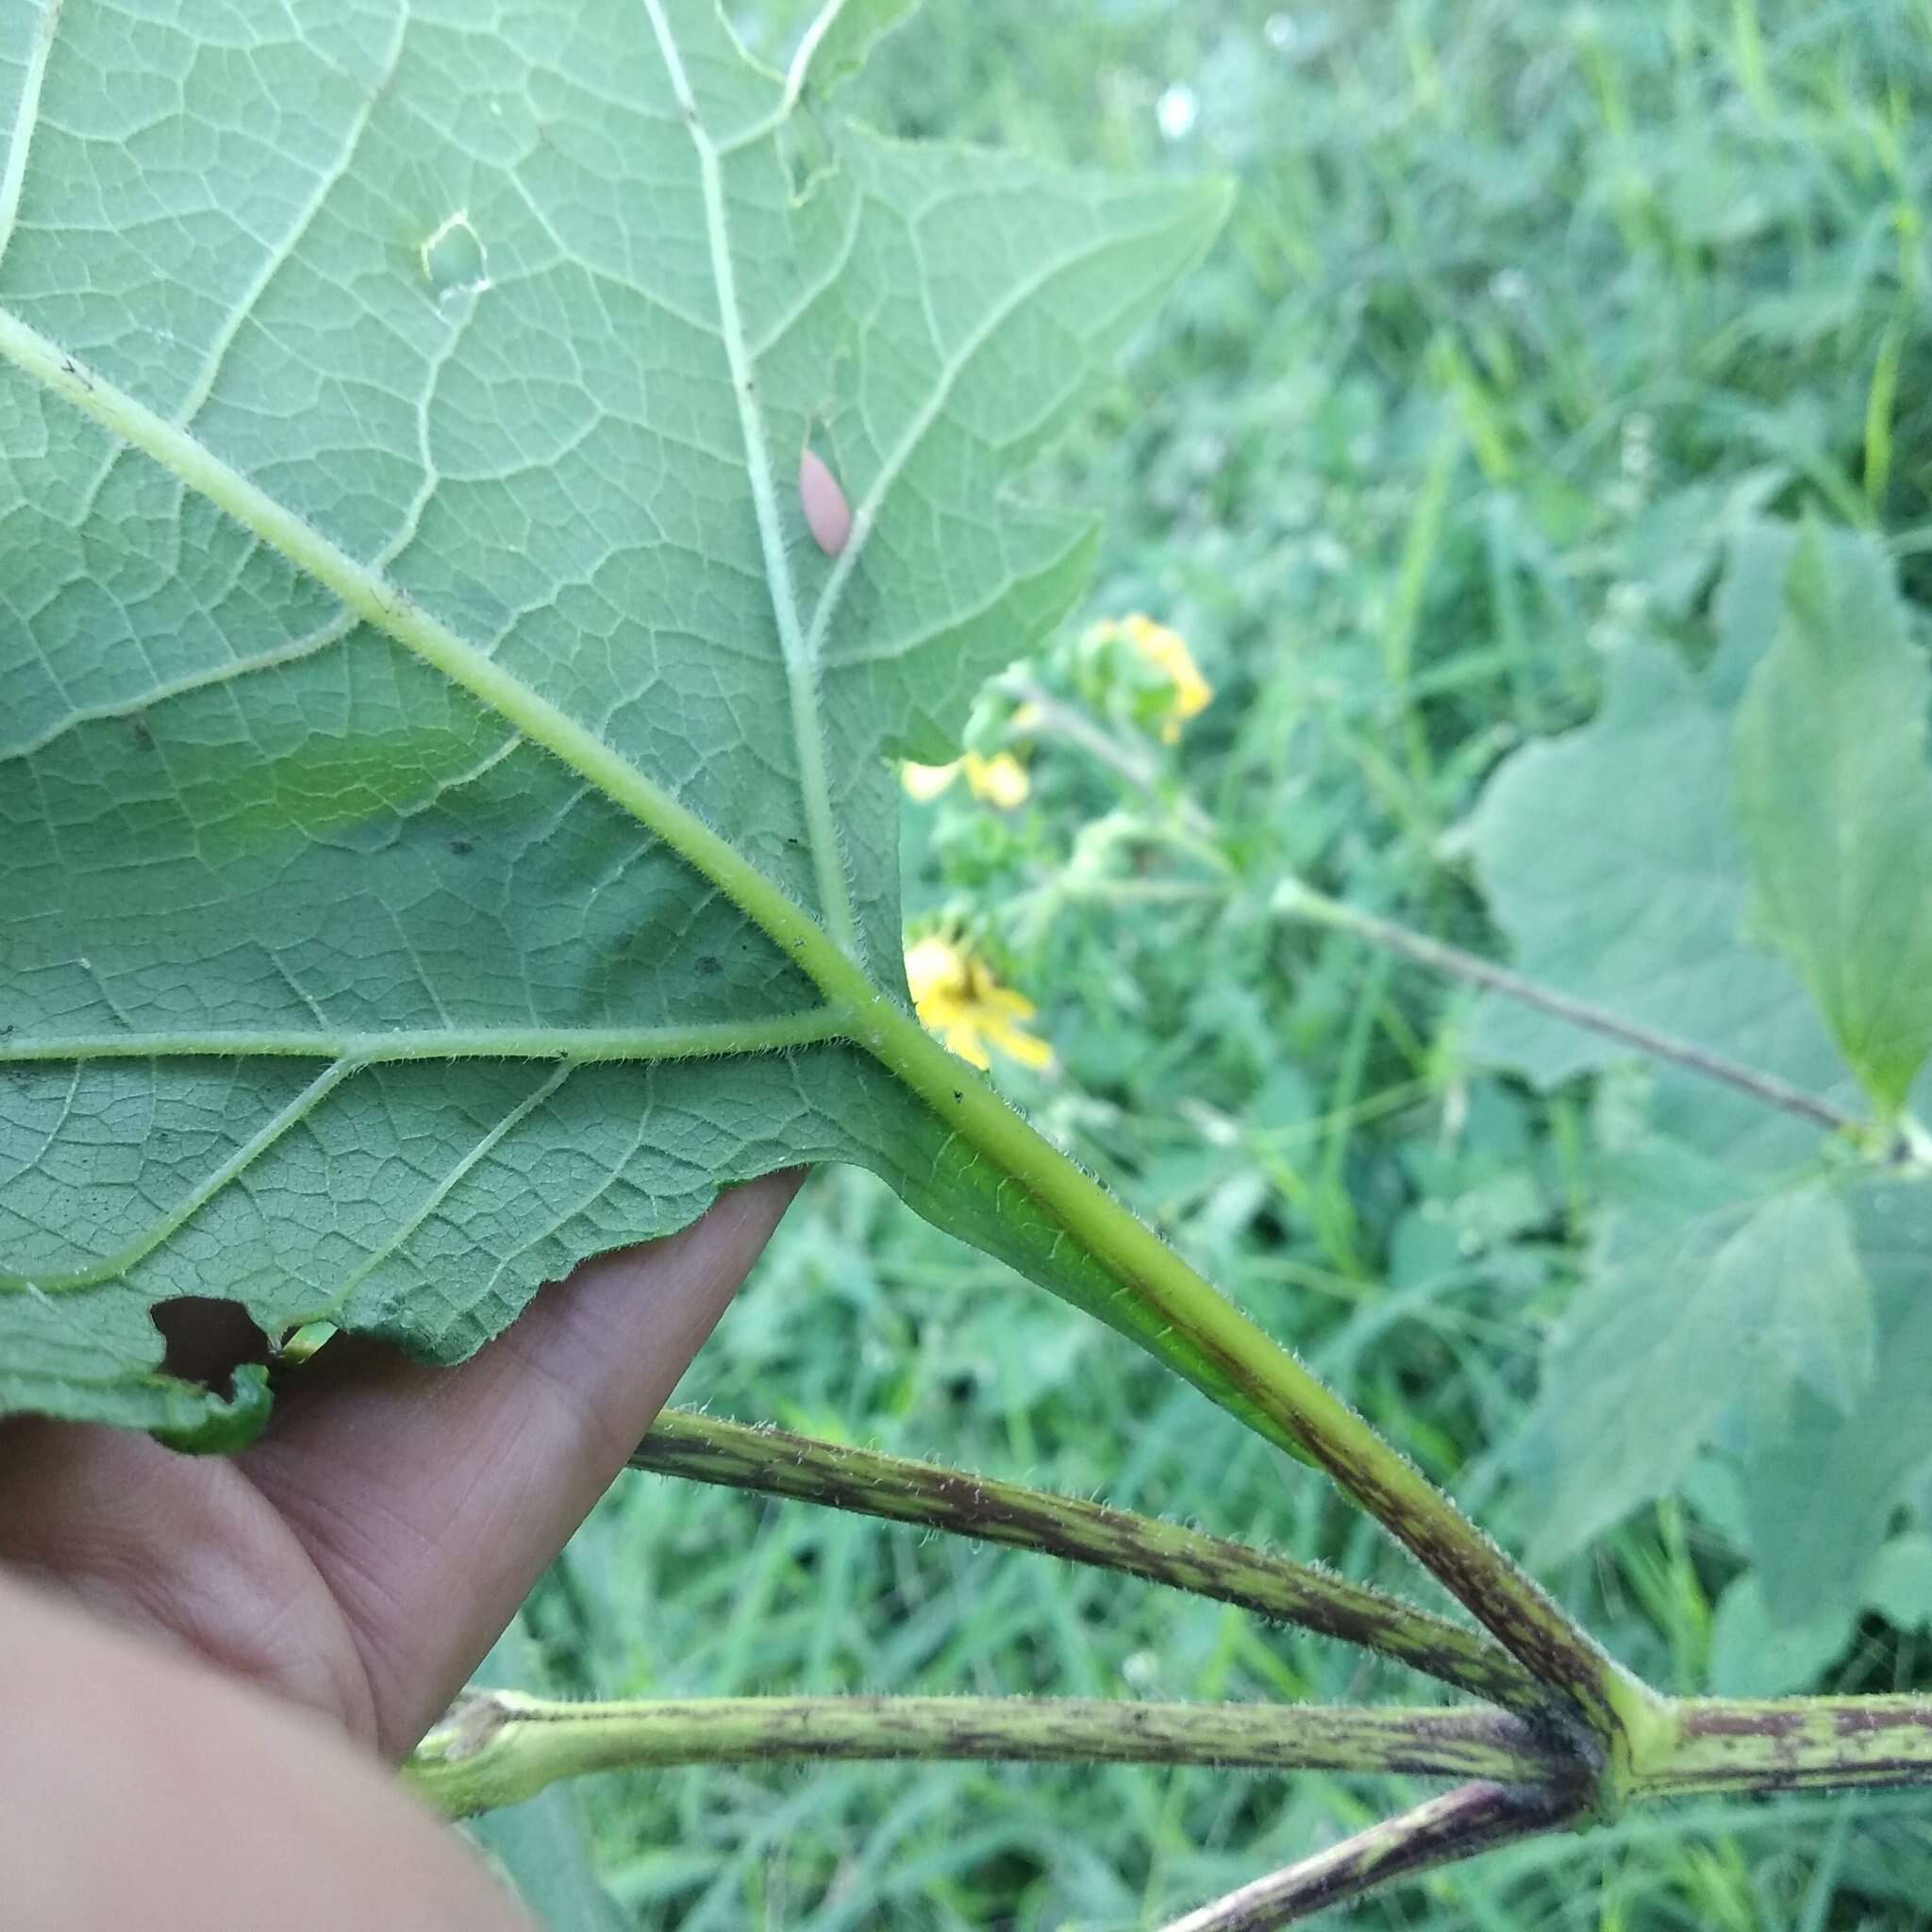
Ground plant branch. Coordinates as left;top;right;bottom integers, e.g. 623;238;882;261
1158;1778;1591;1931
1274;879;1860;1137
631;1410;1544;1714
1002;670;1225;849
404;1691;1564;1821
840;980;1653;1749
1640;1696;1932;1797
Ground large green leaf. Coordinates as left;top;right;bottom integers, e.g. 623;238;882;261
1736;527;1932;1119
1459;619;1848;1168
0;2;1226;1437
1514;1156;1873;1566
1462;524;1927;1596
1734;1178;1932;1624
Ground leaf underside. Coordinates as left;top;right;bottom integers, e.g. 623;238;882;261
0;1;1225;1438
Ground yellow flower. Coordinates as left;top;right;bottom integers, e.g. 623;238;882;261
904;933;1054;1072
901;759;958;802
1087;612;1214;741
900;750;1031;808
1124;613;1213;741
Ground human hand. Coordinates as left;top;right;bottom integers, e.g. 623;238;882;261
0;1174;798;1928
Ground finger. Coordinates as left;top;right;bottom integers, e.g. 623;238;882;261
0;1410;373;1729
0;1570;532;1932
240;1172;800;1757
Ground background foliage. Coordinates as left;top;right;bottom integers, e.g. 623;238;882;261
495;3;1932;1924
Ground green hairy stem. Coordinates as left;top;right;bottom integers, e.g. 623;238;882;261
1158;1781;1593;1932
405;1691;1566;1821
1642;1697;1932;1797
631;1410;1543;1713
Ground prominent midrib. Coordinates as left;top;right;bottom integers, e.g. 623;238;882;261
640;0;861;966
0;0;58;271
0;1013;847;1064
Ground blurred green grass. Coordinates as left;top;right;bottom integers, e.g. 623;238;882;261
514;5;1932;1924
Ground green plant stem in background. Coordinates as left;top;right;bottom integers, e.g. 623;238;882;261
0;307;1642;1752
15;2;1932;1918
630;1410;1543;1712
1159;1780;1593;1932
404;1691;1564;1821
1001;670;1219;841
1273;879;1867;1140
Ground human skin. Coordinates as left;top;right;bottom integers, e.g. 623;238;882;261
0;1173;799;1929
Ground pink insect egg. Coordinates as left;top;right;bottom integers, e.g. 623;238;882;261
799;446;853;557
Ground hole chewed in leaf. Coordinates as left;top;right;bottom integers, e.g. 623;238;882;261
150;1295;272;1400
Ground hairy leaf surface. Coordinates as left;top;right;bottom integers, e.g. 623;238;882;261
0;1;1225;1436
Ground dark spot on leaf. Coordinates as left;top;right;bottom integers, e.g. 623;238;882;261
129;713;155;750
953;1090;963;1103
697;953;723;977
449;837;473;856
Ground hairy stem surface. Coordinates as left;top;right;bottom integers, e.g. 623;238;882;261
1642;1696;1932;1796
405;1691;1561;1821
1159;1779;1591;1931
632;1410;1543;1712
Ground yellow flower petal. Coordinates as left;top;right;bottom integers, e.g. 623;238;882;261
962;751;1030;808
980;982;1037;1022
1120;612;1213;731
902;759;960;801
902;934;1052;1071
905;933;968;1007
984;1014;1055;1070
944;1022;993;1069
